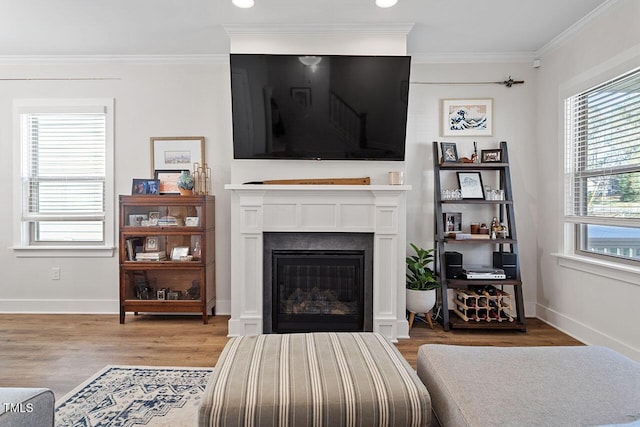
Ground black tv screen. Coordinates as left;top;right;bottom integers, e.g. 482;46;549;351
230;54;411;160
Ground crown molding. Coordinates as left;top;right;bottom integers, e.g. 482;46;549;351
410;51;537;64
536;0;620;58
223;23;415;37
0;54;228;65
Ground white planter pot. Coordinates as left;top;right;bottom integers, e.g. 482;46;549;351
406;288;436;314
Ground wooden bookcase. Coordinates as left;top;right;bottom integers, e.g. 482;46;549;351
118;195;215;324
433;141;526;331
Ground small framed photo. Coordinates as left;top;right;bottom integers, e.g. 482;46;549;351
170;246;190;261
132;179;148;195
457;171;485;199
157;289;166;300
150;136;204;174
154;170;182;195
128;214;148;227
440;142;459;163
185;217;200;227
481;149;503;163
443;212;462;234
131;179;160;195
442;98;493;137
148;211;160;226
144;236;159;252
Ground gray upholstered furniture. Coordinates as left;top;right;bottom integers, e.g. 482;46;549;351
417;344;640;427
199;332;431;426
0;388;55;427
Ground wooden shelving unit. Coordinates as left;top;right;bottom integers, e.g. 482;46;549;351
433;141;526;332
118;195;215;324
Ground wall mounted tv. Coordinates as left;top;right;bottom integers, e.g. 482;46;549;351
230;54;411;161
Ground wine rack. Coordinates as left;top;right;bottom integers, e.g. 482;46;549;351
453;286;514;323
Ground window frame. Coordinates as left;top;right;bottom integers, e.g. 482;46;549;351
12;98;115;258
563;68;640;267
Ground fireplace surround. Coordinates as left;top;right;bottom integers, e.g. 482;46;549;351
226;184;411;341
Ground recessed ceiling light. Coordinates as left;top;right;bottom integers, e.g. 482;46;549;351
232;0;254;8
376;0;398;8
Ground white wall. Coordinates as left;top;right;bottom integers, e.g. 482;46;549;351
536;0;640;361
406;61;539;317
0;56;539;321
0;60;233;314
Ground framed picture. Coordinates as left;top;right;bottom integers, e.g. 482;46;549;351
443;212;462;234
185;216;200;227
148;211;160;225
151;136;204;174
481;148;503;163
442;98;493;137
144;236;159;252
457;172;485;199
154;170;183;194
440;142;459;163
128;214;148;227
170;246;190;261
131;179;159;195
290;87;312;107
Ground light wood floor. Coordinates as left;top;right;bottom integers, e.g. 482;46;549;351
0;314;583;399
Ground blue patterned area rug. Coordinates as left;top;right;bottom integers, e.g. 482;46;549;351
55;365;214;426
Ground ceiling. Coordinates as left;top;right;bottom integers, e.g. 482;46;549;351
0;0;611;57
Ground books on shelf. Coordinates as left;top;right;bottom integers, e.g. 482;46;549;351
125;237;143;261
135;251;167;261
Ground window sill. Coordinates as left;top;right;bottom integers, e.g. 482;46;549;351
551;253;640;286
12;245;116;258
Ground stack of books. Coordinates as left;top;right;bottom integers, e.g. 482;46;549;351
135;251;167;261
157;216;178;226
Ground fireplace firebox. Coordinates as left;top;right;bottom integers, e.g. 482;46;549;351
263;232;373;333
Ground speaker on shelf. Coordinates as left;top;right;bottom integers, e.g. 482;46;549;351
493;251;517;279
445;251;464;279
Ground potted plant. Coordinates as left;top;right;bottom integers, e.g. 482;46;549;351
177;170;195;195
406;243;439;329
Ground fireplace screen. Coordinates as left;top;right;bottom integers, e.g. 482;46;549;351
272;250;364;333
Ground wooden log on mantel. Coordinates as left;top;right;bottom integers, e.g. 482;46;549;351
244;177;371;185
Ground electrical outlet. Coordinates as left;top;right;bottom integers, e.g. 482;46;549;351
51;267;61;280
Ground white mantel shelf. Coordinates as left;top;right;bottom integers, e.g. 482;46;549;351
225;184;412;192
226;183;412;341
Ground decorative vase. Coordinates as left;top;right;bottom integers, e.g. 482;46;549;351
178;188;193;196
406;288;436;330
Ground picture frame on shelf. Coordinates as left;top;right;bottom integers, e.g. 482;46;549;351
440;142;459;163
131;179;159;195
457;171;485;199
150;136;204;174
185;216;200;227
481;148;503;163
144;236;159;252
148;211;160;225
128;214;148;227
443;212;462;234
154;170;182;194
441;98;493;137
171;246;190;261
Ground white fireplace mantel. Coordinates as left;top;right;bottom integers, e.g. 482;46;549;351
225;184;411;341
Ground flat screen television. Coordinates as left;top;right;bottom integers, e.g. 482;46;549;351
230;54;411;160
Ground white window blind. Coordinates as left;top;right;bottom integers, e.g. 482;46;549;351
21;110;107;243
565;68;640;263
565;68;640;226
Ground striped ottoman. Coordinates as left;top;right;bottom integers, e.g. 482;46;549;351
198;332;431;426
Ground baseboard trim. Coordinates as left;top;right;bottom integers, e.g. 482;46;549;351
536;303;640;362
0;299;119;313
